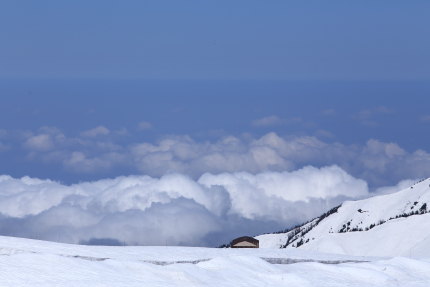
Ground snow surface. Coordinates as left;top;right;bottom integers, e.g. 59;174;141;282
300;213;430;257
1;236;430;286
257;178;430;258
2;179;430;285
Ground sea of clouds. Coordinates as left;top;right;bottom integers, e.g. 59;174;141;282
0;128;426;246
6;128;428;187
0;165;374;246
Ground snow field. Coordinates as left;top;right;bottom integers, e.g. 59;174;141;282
0;236;430;286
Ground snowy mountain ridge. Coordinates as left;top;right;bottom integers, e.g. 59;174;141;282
257;178;430;257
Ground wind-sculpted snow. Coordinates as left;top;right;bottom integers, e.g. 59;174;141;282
0;236;429;287
0;166;369;246
141;258;368;266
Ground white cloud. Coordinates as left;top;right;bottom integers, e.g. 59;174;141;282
321;109;335;116
6;126;430;186
22;127;66;152
81;126;110;137
130;133;430;187
315;129;334;138
252;115;283;127
251;116;304;128
199;166;368;221
63;151;106;172
62;151;128;173
420;115;430;122
137;121;152;130
130;133;295;177
0;166;370;246
353;106;394;126
16;126;127;173
24;134;55;151
374;179;417;196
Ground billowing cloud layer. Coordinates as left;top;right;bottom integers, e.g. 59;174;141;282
0;166;370;246
3;127;428;187
129;133;430;187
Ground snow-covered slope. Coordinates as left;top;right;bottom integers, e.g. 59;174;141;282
257;178;430;257
2;179;430;285
1;235;430;286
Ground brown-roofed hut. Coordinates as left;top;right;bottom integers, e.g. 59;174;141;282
231;236;259;248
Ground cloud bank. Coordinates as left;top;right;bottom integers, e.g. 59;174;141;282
0;166;370;246
129;133;430;187
4;127;428;187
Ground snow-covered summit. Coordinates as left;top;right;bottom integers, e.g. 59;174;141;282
257;178;430;257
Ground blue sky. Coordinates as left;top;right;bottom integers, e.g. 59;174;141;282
1;1;429;80
1;80;430;186
0;1;430;246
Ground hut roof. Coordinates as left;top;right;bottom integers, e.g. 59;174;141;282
231;236;259;246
